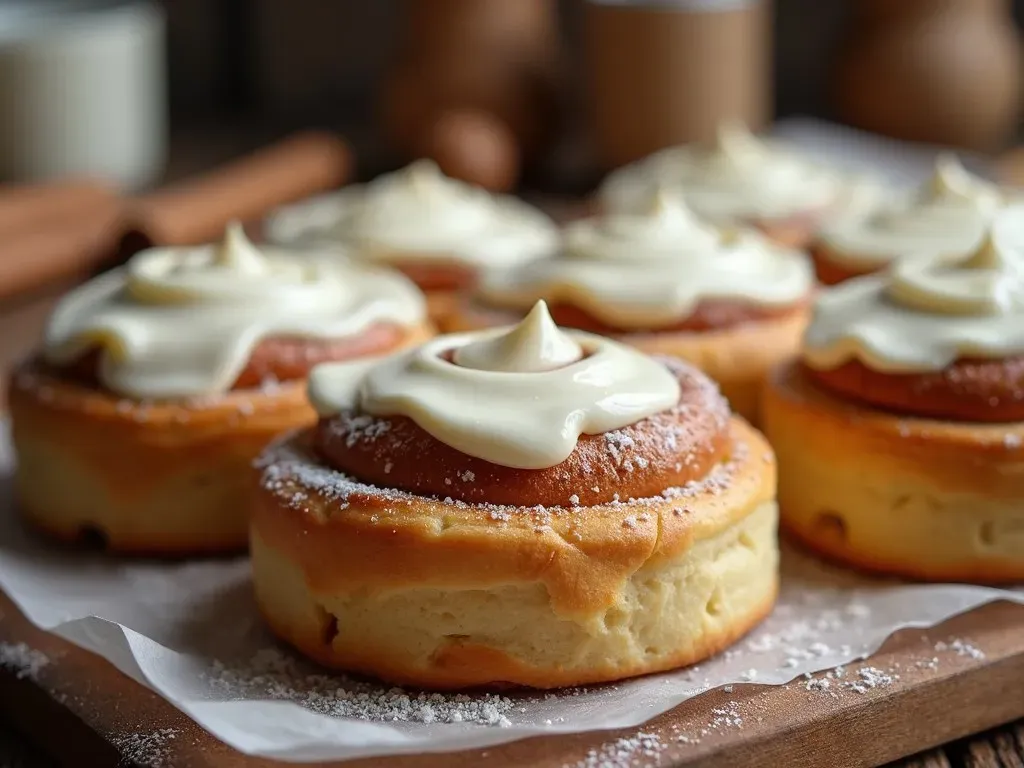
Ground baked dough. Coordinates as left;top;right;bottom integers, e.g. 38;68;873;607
762;363;1024;583
250;415;778;689
8;322;433;554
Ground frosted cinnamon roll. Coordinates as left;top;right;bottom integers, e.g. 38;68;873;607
762;211;1024;583
263;160;559;324
811;155;1005;285
597;122;881;249
251;302;779;689
8;223;431;554
447;190;814;422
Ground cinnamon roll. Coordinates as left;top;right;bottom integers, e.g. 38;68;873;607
8;223;431;554
811;155;1005;285
597;122;885;249
251;302;778;689
447;190;814;423
263;160;559;324
762;212;1024;583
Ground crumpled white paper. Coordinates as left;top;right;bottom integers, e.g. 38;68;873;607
0;424;1021;763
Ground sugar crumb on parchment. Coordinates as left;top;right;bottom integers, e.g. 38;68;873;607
204;648;517;727
112;728;179;768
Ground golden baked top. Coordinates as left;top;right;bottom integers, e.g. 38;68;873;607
264;160;559;271
473;190;814;331
598;122;849;224
816;155;1004;272
43;223;425;399
308;301;687;470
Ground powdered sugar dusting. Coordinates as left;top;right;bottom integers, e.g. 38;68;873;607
112;728;179;768
205;648;516;726
570;732;665;768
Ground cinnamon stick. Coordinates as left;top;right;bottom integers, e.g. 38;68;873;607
0;179;118;240
0;201;122;301
122;131;353;254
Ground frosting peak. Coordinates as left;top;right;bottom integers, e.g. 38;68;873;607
452;301;583;373
922;154;1001;208
214;221;269;275
711;121;767;168
308;324;681;469
566;188;719;261
597;121;843;223
804;207;1024;374
887;230;1024;317
264;162;559;270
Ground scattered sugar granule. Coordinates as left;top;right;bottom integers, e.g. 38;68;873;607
723;685;734;693
459;470;476;482
571;732;665;768
805;678;831;692
205;648;517;726
112;728;179;768
915;657;940;671
383;461;393;474
569;494;580;506
0;642;49;681
935;639;985;660
843;666;898;694
622;516;638;529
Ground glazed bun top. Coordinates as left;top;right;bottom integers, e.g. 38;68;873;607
43;223;425;399
816;155;1005;272
264;160;559;271
598;121;845;224
474;190;813;330
804;208;1024;375
308;301;733;506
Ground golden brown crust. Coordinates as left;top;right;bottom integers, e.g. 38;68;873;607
7;322;434;554
314;361;731;507
254;418;775;615
253;569;777;690
804;357;1024;423
762;362;1024;583
447;301;810;424
250;418;779;687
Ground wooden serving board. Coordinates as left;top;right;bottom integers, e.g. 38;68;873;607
1;591;1024;768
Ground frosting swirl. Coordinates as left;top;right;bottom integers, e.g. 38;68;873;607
307;301;681;469
598;122;843;223
264;160;559;270
477;190;814;329
804;208;1024;374
816;155;1004;271
44;223;426;399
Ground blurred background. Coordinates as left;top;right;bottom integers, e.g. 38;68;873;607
5;0;1024;194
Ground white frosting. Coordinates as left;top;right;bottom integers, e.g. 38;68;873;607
477;191;814;329
307;301;681;469
44;223;426;399
804;208;1024;373
264;160;559;271
817;155;1004;270
598;122;844;223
